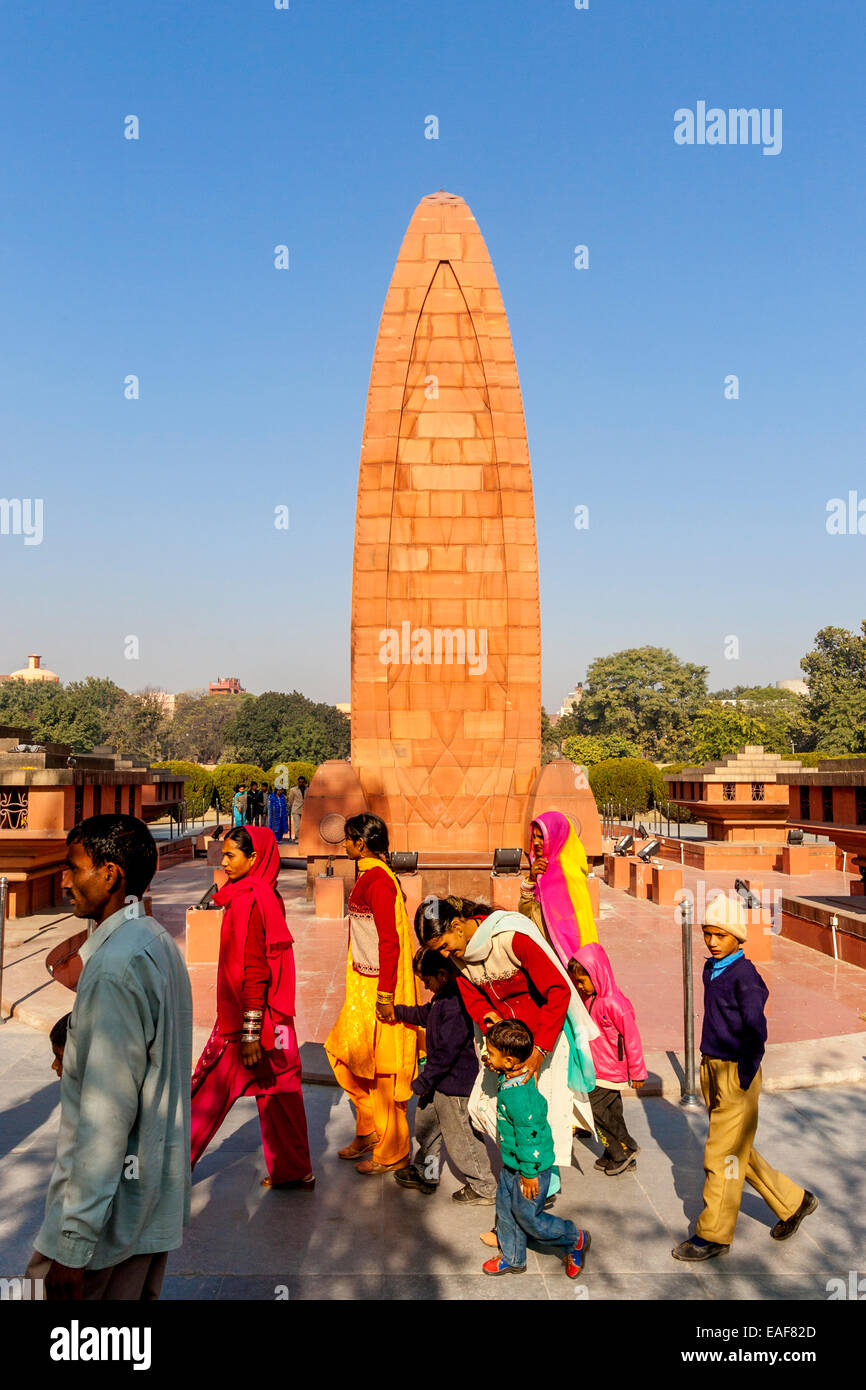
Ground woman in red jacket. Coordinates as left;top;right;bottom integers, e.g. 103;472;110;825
190;825;313;1188
414;897;598;1168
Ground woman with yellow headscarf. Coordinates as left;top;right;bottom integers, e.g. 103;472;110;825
519;811;599;966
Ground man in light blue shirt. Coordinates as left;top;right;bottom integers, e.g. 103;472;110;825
26;815;192;1300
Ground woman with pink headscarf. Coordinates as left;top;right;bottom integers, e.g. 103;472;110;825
519;811;599;967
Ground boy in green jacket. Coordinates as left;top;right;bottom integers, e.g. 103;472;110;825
482;1020;590;1279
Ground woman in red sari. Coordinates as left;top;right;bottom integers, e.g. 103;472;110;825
190;825;313;1188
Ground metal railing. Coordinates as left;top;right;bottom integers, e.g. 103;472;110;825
601;799;683;842
678;896;700;1107
0;877;7;1024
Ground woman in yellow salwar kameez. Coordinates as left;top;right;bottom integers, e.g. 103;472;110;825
325;813;419;1174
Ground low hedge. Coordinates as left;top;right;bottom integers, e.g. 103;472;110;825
268;760;317;789
211;762;273;816
588;758;665;814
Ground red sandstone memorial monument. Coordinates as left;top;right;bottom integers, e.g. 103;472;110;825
301;192;598;889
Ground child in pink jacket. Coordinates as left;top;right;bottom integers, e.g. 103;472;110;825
568;944;647;1176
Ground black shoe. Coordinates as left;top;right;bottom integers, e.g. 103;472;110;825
594;1153;611;1171
605;1151;638;1176
394;1165;438;1196
671;1238;729;1262
543;1195;557;1209
770;1190;818;1241
452;1184;496;1205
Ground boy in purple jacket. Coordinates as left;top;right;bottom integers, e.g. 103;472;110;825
390;948;496;1205
569;944;648;1175
672;894;817;1262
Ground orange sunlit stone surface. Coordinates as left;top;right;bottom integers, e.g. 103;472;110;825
350;193;541;852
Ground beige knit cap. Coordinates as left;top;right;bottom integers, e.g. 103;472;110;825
702;892;748;942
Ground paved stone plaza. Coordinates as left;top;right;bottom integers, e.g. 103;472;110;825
1;853;865;1302
1;1017;863;1300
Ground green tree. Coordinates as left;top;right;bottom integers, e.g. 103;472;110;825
226;692;349;768
107;688;169;763
707;685;812;753
562;733;640;767
800;623;866;754
576;647;708;760
167;693;250;763
0;676;130;752
687;704;771;764
540;709;561;765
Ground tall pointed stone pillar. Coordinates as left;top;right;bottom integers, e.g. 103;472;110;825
350;193;541;853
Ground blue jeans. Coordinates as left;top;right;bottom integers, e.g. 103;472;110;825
496;1166;579;1268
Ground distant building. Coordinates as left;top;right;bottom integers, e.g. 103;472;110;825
776;678;808;697
336;702;351;716
558;683;583;720
209;676;244;696
1;654;60;685
153;691;178;718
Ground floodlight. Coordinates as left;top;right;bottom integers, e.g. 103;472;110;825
614;834;634;856
734;878;762;910
636;839;661;863
391;851;419;874
492;848;522;875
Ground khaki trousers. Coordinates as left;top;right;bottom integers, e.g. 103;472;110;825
695;1057;804;1246
25;1249;168;1301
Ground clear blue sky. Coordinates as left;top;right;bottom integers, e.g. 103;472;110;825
1;0;863;711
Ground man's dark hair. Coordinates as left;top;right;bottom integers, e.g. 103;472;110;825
50;1012;71;1050
412;946;452;978
66;815;158;899
487;1019;534;1063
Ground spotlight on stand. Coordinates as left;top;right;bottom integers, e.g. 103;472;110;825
492;848;522;876
787;827;804;846
636;822;649;840
636;839;661;863
614;834;634;857
391;851;418;874
734;878;762;910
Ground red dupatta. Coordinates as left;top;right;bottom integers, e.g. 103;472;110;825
213;826;296;1048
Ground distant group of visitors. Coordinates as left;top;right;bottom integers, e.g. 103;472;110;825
231;776;307;844
25;799;816;1300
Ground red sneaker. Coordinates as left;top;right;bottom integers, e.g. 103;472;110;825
482;1256;526;1276
565;1230;591;1279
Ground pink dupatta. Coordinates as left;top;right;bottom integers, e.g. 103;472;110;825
530;810;599;965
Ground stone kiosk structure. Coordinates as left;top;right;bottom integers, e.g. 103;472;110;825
0;724;187;917
300;193;600;907
775;758;866;968
662;746;835;873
